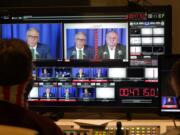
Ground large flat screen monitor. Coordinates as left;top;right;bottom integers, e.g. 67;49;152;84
0;6;172;113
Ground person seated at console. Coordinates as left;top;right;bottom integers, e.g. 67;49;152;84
98;31;126;60
163;60;180;135
67;32;94;60
42;88;56;99
0;39;63;135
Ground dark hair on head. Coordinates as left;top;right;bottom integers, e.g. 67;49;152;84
170;59;180;88
0;39;32;85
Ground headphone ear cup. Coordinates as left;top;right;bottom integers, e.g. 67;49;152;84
24;79;34;99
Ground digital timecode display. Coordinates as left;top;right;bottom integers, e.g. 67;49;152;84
119;87;158;97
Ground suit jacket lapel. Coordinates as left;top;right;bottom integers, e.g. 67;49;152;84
104;45;110;59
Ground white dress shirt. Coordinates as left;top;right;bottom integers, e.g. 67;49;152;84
76;47;84;59
108;47;116;59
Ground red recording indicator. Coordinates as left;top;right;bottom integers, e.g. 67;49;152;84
119;87;157;97
128;13;146;20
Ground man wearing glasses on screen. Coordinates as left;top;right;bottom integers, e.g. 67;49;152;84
26;28;52;59
67;32;94;60
98;31;126;60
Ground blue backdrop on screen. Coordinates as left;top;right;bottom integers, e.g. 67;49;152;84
92;68;107;77
59;87;76;98
39;87;57;98
1;24;62;59
66;28;126;48
72;68;91;78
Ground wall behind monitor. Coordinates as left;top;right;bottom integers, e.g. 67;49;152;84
91;0;180;54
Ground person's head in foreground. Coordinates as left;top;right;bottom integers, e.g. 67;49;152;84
0;39;32;106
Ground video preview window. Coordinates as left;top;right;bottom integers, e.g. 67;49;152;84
37;67;54;80
108;68;127;79
64;23;128;61
78;87;96;101
55;67;72;79
1;23;62;60
39;82;58;99
72;68;91;79
58;86;77;101
96;87;115;100
91;68;108;79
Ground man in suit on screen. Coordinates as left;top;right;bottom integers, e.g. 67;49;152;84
67;32;94;60
42;88;56;99
26;28;52;59
98;31;126;60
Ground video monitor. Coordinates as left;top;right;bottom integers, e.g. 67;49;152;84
59;86;77;102
55;67;72;80
38;82;58;100
64;23;128;62
10;6;171;113
78;87;96;101
72;68;91;79
28;82;39;100
159;55;180;114
37;67;54;80
96;87;115;101
91;68;108;79
1;23;63;60
145;68;158;79
108;68;127;80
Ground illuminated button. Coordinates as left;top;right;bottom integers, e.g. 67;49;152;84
136;131;140;133
147;128;150;130
152;127;156;130
142;127;145;130
136;127;140;130
131;128;135;130
142;130;145;133
147;130;151;133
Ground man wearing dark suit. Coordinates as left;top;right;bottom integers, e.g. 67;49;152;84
98;31;126;60
26;28;52;59
75;68;87;78
67;32;94;60
42;88;56;99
